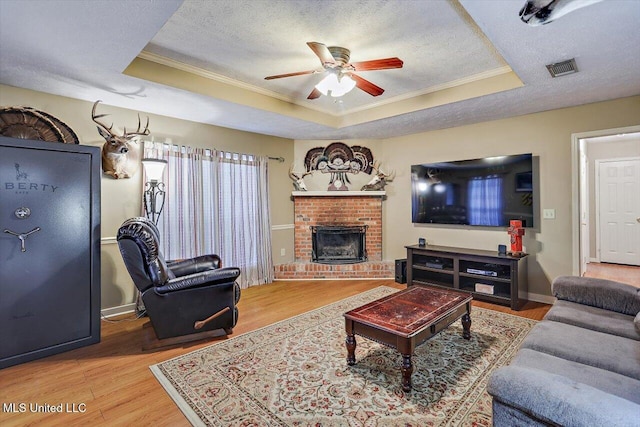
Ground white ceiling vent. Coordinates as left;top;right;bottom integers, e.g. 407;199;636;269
546;59;578;77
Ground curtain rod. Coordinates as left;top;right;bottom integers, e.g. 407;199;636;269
268;156;285;163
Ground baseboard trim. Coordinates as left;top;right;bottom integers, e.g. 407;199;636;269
524;292;556;305
101;303;136;318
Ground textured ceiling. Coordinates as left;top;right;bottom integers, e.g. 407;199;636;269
143;0;507;112
0;0;639;141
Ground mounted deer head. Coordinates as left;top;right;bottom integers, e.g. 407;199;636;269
92;100;150;179
288;164;313;191
361;161;395;191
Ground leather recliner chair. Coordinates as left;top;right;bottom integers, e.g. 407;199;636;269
117;217;241;341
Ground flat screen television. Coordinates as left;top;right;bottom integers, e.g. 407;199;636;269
411;153;534;227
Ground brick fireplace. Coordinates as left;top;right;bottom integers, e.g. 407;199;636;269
274;191;394;279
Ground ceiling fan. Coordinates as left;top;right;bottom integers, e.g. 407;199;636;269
264;42;403;99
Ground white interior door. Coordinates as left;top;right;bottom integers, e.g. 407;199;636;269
597;159;640;265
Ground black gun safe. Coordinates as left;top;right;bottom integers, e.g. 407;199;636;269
0;136;101;369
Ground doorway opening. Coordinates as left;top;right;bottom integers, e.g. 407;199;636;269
571;126;640;280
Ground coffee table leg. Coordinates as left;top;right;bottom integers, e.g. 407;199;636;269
346;334;356;365
345;319;357;365
462;312;471;340
401;354;413;392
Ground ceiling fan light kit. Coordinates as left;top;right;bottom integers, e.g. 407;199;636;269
316;73;356;97
264;42;403;100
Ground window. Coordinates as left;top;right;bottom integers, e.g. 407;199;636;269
143;143;273;288
467;175;503;226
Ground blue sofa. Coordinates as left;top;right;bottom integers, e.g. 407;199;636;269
488;275;640;427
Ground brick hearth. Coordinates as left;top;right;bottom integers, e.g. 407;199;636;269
274;191;394;279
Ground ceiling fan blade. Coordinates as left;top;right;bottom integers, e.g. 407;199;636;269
351;74;384;96
307;88;322;99
265;70;317;80
350;57;404;72
307;42;336;65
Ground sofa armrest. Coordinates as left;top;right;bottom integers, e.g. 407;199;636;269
167;254;222;277
488;366;640;427
552;276;640;316
154;267;240;294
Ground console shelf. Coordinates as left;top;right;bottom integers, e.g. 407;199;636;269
406;244;528;310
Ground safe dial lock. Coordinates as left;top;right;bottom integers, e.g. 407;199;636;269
15;207;31;219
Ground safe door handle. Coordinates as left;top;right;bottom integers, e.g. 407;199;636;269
3;227;41;252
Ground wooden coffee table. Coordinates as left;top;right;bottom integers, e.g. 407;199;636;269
344;285;472;392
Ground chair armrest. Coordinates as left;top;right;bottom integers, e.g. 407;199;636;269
552;275;640;316
488;366;640;427
154;267;240;294
167;255;222;277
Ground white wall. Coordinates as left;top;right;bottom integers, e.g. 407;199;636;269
296;96;640;300
0;84;295;311
3;83;639;305
382;97;640;300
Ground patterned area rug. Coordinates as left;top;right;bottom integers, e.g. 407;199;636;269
151;286;536;426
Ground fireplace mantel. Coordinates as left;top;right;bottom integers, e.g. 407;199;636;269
291;191;385;197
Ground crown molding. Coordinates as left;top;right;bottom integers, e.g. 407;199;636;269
137;51;334;116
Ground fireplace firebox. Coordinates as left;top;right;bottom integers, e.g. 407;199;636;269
311;225;367;264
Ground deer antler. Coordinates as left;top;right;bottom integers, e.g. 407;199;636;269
370;160;380;174
288;164;298;180
372;161;395;180
387;169;396;181
289;164;313;191
91;100;116;136
91;100;150;140
289;164;312;179
381;163;395;180
123;114;150;138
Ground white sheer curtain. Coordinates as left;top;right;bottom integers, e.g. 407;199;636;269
467;175;503;226
143;142;273;288
216;151;273;286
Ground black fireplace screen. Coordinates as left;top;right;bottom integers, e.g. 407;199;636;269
311;225;367;264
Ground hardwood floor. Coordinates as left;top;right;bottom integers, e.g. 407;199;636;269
584;262;640;287
0;280;550;426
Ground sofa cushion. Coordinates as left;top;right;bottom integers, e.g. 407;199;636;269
545;299;639;341
489;366;640;427
492;400;551;427
552;276;640;316
520;320;640;380
511;349;640;404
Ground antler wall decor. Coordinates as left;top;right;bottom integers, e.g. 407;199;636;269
361;161;396;191
288;164;313;191
92;100;150;179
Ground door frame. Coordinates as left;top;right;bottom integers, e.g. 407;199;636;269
571;125;640;276
579;148;589;274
